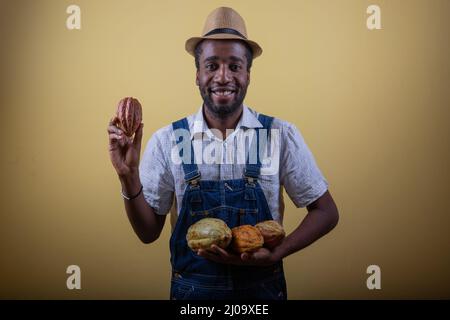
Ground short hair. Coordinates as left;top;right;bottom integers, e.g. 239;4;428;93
194;39;253;71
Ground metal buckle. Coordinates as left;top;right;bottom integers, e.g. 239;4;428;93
243;167;258;185
186;173;201;187
244;175;256;186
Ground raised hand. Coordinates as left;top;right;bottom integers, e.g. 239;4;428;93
107;115;143;177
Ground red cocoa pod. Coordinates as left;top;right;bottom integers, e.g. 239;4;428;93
231;225;264;253
255;220;285;249
116;97;142;137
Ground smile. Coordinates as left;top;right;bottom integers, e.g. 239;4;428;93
212;90;234;96
210;88;236;98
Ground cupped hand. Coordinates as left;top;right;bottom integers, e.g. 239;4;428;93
197;245;280;266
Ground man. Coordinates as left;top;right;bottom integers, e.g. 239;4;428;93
107;7;339;300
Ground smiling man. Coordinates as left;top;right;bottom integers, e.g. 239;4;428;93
107;7;339;300
196;39;250;121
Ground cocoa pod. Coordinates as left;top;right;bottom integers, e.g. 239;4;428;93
255;220;285;249
186;218;232;250
116;97;142;137
231;225;264;253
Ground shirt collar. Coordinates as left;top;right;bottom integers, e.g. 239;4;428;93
190;104;263;140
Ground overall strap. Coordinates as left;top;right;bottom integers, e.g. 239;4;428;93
244;114;274;180
171;118;201;183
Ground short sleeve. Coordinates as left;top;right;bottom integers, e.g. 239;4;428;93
139;130;174;215
279;123;329;208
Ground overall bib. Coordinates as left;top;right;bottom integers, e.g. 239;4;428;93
169;113;287;300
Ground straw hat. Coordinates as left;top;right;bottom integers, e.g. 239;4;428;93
185;7;262;58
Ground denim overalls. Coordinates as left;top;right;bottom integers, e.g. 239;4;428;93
169;113;287;300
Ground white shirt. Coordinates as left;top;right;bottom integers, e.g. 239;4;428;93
139;105;328;224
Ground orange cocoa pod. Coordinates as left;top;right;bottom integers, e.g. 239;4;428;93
255;220;285;249
231;225;264;253
116;97;142;137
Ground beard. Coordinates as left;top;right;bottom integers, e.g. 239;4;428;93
199;85;248;119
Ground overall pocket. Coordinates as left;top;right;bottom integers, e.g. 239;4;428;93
190;206;259;227
189;205;232;225
171;279;225;300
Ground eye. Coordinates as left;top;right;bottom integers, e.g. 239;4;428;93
205;63;218;71
230;64;241;72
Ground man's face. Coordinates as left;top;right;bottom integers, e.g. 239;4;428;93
196;40;250;118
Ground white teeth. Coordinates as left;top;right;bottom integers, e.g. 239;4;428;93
213;90;233;96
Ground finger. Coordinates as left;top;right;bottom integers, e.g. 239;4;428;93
125;134;133;146
109;115;119;126
203;247;223;257
110;133;129;150
241;252;250;261
108;116;126;134
108;134;122;152
109;133;122;141
108;126;124;135
132;123;144;150
121;135;132;148
118;136;126;148
211;245;231;258
198;249;222;263
210;246;244;265
109;125;123;135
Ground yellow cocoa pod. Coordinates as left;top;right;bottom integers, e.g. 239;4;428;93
186;218;232;250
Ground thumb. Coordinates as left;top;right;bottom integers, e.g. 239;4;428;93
133;122;144;150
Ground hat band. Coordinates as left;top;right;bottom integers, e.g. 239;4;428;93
203;28;247;39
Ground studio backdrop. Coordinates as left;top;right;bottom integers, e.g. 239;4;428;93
0;0;449;299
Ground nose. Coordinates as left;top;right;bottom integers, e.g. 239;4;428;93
214;64;232;84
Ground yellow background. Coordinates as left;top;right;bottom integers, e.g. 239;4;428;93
0;0;449;299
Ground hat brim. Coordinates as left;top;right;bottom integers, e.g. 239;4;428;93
185;34;262;58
